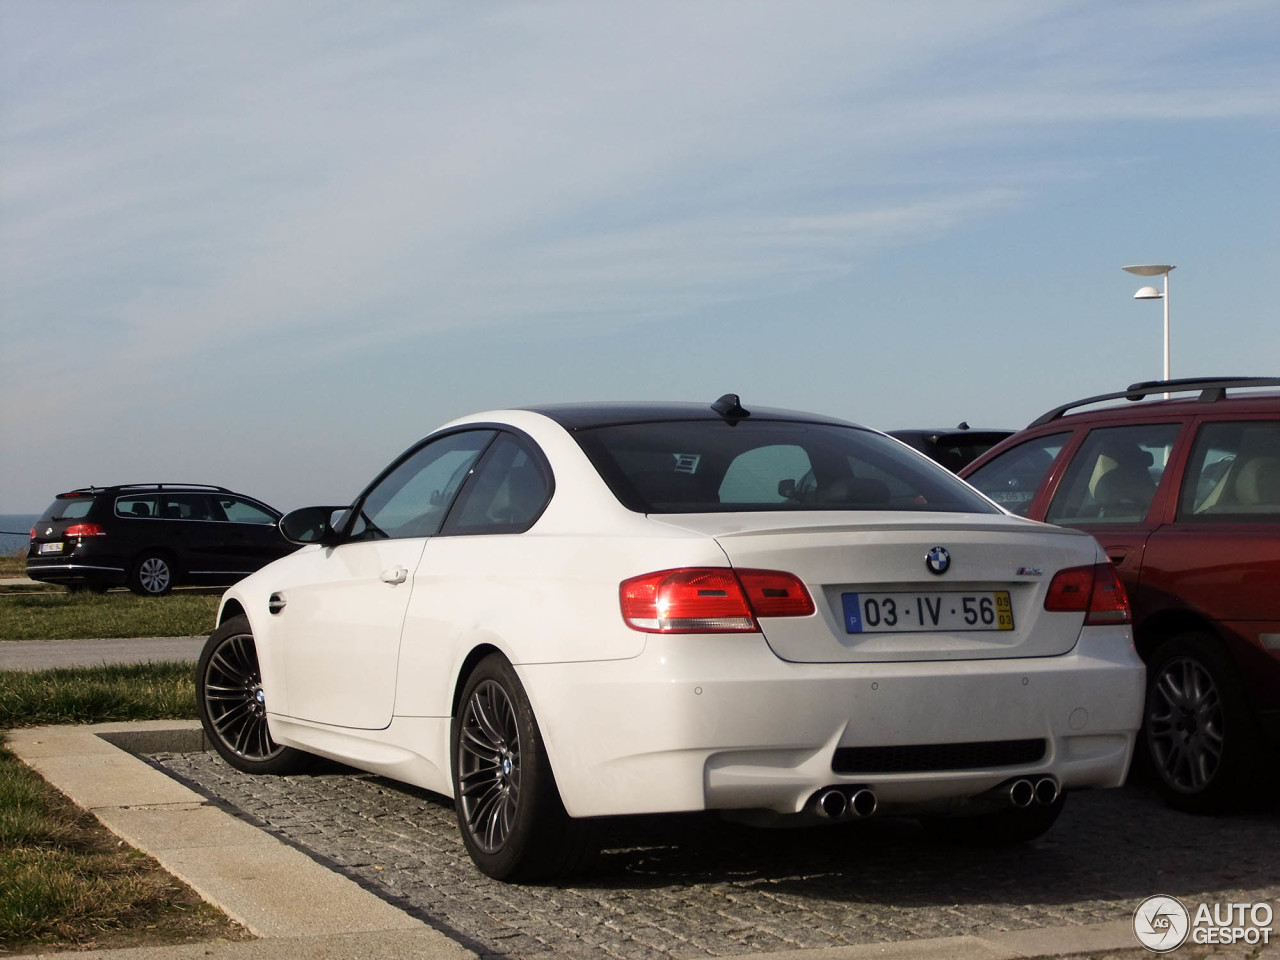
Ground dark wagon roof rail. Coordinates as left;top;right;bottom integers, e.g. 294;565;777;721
57;483;234;498
1028;377;1280;427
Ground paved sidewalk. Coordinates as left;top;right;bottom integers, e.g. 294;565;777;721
0;635;205;671
5;720;1204;960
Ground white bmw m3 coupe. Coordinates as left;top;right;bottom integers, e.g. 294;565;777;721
198;395;1145;881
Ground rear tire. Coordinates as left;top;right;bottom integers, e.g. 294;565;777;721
452;654;596;881
1144;632;1260;812
197;616;310;775
129;551;174;596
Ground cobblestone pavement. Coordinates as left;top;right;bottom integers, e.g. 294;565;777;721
152;751;1280;960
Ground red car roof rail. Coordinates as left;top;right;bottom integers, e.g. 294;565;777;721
1028;376;1280;427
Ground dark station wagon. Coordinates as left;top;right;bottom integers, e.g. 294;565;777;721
27;483;296;596
962;377;1280;811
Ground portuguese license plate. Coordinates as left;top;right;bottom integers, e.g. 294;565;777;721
39;542;64;554
842;590;1014;633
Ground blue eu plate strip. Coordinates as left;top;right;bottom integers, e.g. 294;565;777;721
842;593;862;633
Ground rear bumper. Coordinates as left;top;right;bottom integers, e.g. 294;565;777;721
25;559;127;586
518;625;1145;819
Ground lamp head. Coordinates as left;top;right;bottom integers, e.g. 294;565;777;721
1133;286;1163;300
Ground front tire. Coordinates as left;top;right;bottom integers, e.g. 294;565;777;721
130;552;174;596
197;616;309;774
452;654;595;881
1144;632;1260;812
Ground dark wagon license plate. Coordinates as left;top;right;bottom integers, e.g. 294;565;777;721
842;590;1014;633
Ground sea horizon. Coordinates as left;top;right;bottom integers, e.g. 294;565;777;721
0;513;39;555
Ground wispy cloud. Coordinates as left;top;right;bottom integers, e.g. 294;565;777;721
3;0;1279;507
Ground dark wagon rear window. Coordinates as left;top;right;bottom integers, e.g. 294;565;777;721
573;420;999;515
41;497;95;521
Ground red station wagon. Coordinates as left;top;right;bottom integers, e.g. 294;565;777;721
962;377;1280;812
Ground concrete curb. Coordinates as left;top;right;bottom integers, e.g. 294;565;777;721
5;721;1146;960
6;721;474;960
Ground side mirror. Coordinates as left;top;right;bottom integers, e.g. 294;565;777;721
279;506;350;546
778;478;797;499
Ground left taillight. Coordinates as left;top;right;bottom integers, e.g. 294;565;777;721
1044;563;1131;625
620;567;814;634
62;523;106;538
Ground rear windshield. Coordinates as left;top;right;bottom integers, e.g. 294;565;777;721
41;497;95;521
573;420;999;514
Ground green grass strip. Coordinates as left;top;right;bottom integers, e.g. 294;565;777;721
0;662;197;729
0;741;194;946
0;592;217;642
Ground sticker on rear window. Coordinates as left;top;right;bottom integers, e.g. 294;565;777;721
673;454;701;474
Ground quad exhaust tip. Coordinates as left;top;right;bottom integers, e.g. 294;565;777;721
1034;776;1060;805
1008;776;1060;808
814;787;877;820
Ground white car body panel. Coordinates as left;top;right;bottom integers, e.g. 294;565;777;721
651;511;1096;662
216;406;1145;826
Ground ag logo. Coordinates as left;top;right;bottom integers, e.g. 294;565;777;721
1133;895;1190;952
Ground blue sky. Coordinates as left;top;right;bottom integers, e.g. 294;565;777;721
3;1;1278;513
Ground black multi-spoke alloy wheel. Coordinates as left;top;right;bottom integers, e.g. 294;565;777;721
129;551;174;596
452;654;595;881
197;616;309;775
927;795;1065;846
1144;632;1260;812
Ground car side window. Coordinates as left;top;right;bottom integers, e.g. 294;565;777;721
116;496;157;519
1044;424;1180;526
350;430;496;541
965;433;1070;517
219;497;276;524
1178;420;1280;522
159;494;215;521
444;433;552;535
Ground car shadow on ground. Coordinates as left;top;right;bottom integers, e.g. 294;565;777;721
574;783;1280;906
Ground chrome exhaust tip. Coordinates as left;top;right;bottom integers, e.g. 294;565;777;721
816;788;848;819
849;788;877;818
1008;778;1035;808
1034;777;1060;806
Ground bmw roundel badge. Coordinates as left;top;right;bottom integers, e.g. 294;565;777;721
926;546;951;575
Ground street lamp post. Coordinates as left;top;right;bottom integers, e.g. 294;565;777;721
1123;264;1175;385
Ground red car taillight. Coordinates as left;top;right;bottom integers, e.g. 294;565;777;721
620;568;815;633
1044;563;1131;625
63;523;106;538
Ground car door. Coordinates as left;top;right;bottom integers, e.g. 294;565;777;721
212;496;289;573
393;430;554;717
1041;422;1184;615
1140;417;1280;661
157;493;222;576
275;429;496;729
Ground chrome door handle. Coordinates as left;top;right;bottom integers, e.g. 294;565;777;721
381;566;408;585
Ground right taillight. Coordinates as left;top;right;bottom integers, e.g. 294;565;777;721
1044;563;1131;625
63;523;106;538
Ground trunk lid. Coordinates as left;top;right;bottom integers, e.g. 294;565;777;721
651;511;1101;663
